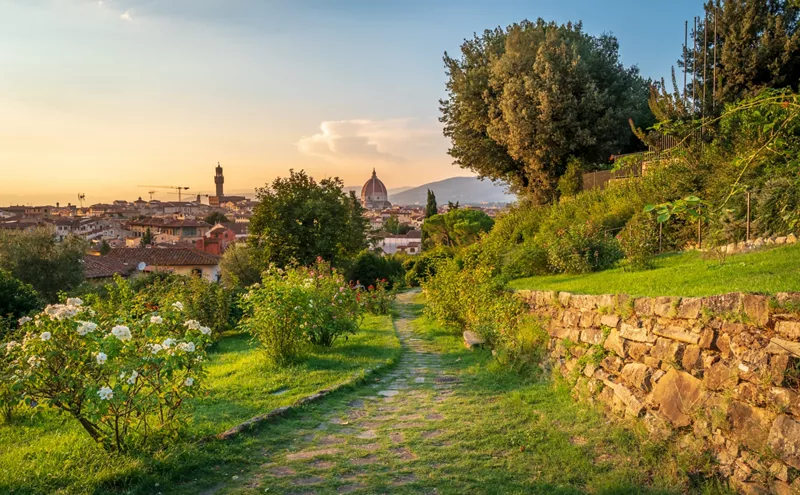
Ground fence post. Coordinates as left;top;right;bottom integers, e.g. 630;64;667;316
659;222;663;253
746;191;751;241
697;218;702;249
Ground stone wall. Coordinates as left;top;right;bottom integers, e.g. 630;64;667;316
518;289;800;494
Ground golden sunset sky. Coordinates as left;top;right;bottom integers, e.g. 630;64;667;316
0;0;694;205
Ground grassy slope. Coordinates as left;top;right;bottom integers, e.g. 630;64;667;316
0;314;400;495
510;243;800;297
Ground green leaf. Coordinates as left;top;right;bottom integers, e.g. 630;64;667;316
656;213;670;223
643;204;656;213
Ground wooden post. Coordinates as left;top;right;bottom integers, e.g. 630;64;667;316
684;20;689;103
698;217;702;249
659;222;663;253
746;191;751;241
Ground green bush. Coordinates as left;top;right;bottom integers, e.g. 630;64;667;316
754;177;800;236
403;247;453;287
544;222;622;274
617;212;659;270
241;259;363;365
345;250;405;288
361;279;396;315
0;270;40;339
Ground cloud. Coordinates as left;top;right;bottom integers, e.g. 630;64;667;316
120;9;132;20
297;118;445;166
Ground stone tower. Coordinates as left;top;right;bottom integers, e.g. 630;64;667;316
214;162;224;198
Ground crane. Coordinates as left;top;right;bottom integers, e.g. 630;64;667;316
138;185;190;202
147;190;156;200
78;193;86;208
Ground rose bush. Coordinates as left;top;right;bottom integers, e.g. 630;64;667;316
3;297;212;451
241;258;363;365
362;279;395;316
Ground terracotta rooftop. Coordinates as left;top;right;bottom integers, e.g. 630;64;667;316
105;247;221;266
83;255;138;279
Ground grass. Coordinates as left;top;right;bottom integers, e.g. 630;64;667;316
0;313;400;495
510;242;800;297
144;291;733;495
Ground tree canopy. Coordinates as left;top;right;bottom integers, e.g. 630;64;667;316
249;170;370;267
425;189;438;218
423;208;495;248
440;19;652;202
204;212;230;225
0;228;87;302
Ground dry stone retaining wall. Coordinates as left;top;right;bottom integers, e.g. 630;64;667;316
518;289;800;494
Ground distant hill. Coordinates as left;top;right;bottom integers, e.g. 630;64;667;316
389;177;515;206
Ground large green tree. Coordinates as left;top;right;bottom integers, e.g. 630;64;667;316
249;170;370;267
0;270;40;337
423;208;495;248
0;228;87;302
425;189;438;218
440;19;652;202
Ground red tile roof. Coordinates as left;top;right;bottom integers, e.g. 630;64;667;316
83;255;137;279
105;247;220;266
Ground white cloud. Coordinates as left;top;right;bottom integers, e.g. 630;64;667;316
297;118;445;166
120;9;132;20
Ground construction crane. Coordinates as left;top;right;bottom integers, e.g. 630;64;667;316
78;193;86;208
147;190;156;200
137;185;190;202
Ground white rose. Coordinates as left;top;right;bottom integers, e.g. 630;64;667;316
98;386;113;400
111;325;132;342
178;342;196;353
66;297;83;307
148;343;163;354
40;332;52;341
150;315;163;324
17;316;31;326
200;326;211;336
77;321;98;336
126;370;139;385
162;338;175;348
183;320;201;330
183;377;194;387
172;302;184;311
96;352;108;365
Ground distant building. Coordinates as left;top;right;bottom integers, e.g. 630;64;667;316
215;162;224;197
378;230;422;255
104;247;221;281
195;224;236;255
209;163;246;206
361;169;392;210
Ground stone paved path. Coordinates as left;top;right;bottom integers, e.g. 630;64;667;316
217;290;460;494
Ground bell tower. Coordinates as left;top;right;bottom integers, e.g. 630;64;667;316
214;162;224;198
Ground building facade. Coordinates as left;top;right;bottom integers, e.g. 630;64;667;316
360;169;392;210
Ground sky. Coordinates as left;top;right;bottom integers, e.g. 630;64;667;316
0;0;701;206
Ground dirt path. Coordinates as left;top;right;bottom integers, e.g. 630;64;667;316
216;290;460;494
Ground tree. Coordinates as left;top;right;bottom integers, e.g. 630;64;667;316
204;211;230;225
140;228;152;247
384;215;401;234
249;170;370;267
422;209;494;248
678;0;800;117
0;270;40;337
447;201;460;210
0;228;87;302
99;239;111;255
219;243;263;288
425;189;438;218
440;19;652;202
557;157;584;198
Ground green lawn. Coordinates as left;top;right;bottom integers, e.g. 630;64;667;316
510;242;800;297
0;314;400;495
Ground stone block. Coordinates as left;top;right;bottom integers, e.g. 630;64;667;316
627;342;651;361
776;236;787;245
603;329;626;358
676;297;702;319
704;361;739;391
682;345;702;371
621;362;652;392
788;233;797;244
735;381;760;405
769;387;798;413
599;355;623;373
651;337;684;363
770;354;790;386
653;296;676;317
557;291;572;307
596;294;615;309
768;414;800;469
729;401;775;451
603;380;644;417
704;293;743;315
619;322;656;343
651;369;704;427
776;321;800;340
562;310;581;327
570;294;597;310
643;356;662;369
633;297;653;316
742;294;770;327
580;327;604;345
698;327;715;349
653;323;700;344
766;338;800;357
775;292;800;307
716;333;733;358
600;314;620;328
579;312;596;328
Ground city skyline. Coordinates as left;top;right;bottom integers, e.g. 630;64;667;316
1;0;699;205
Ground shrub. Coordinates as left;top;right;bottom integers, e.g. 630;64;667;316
500;243;549;280
241;259;363;365
617;212;659;270
0;270;40;339
404;247;453;287
345;250;405;288
557;157;584;198
544;221;622;274
4;297;212;451
754;177;800;236
219;242;264;288
362;279;395;315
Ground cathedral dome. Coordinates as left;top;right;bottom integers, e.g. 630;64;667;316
360;169;391;210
